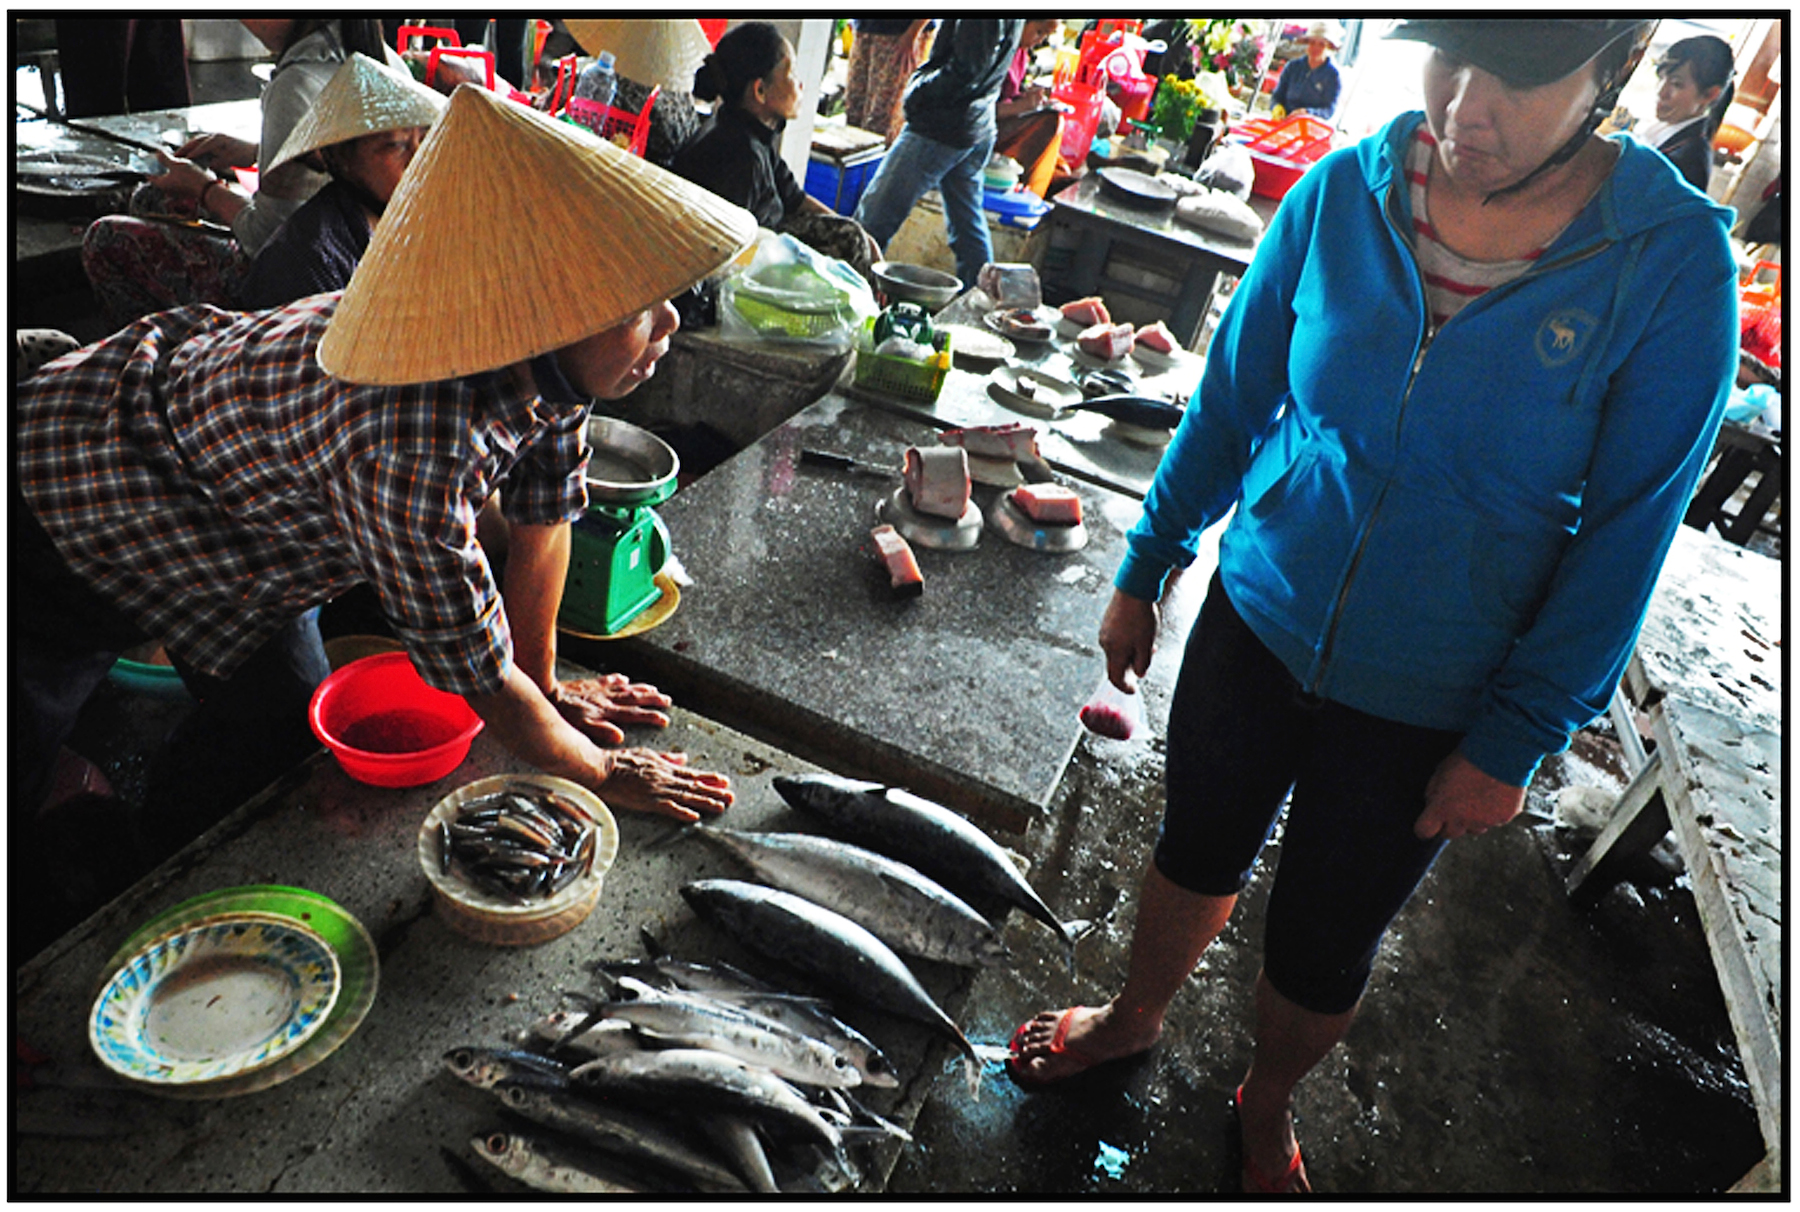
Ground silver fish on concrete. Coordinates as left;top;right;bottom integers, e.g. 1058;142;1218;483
700;1112;780;1193
688;826;1011;968
469;1130;643;1194
772;773;1087;965
571;1047;842;1155
680;878;980;1077
599;952;901;1089
521;1009;645;1060
489;1082;745;1193
443;1046;570;1091
593;976;863;1088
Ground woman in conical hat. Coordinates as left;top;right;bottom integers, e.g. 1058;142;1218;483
240;54;446;309
16;85;757;840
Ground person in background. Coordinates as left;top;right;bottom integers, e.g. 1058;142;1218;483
52;19;191;117
81;19;393;330
854;18;1024;290
993;18;1065;199
1270;20;1342;121
674;22;881;283
1007;19;1736;1194
843;19;935;143
562;19;709;171
18;87;754;880
238;54;444;310
1638;35;1736;193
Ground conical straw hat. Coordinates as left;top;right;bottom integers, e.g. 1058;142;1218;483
318;84;756;386
564;19;714;91
267;53;446;175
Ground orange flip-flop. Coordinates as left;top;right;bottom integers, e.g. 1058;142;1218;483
1235;1084;1309;1194
1006;1007;1149;1092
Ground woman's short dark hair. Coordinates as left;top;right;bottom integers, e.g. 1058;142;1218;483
693;21;787;108
1658;35;1737;131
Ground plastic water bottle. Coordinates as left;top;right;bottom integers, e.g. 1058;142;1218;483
575;50;616;113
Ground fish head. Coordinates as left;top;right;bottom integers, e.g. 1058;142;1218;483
857;1052;901;1089
496;1083;535;1112
770;773;885;815
443;1046;497;1086
470;1132;528;1177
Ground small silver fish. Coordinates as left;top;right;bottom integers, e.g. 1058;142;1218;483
469;1130;642;1194
491;1083;744;1193
442;1046;569;1091
596;977;862;1088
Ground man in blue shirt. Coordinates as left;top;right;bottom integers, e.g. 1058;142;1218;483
1271;21;1342;120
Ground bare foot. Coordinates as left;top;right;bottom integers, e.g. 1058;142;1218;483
1236;1079;1310;1193
1008;1001;1161;1085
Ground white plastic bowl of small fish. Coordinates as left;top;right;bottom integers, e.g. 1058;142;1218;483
418;774;619;946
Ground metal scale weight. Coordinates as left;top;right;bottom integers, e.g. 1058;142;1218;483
561;417;679;637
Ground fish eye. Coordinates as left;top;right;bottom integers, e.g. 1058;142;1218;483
449;1049;473;1068
486;1134;509;1153
503;1085;527;1106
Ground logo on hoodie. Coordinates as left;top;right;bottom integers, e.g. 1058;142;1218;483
1534;308;1599;368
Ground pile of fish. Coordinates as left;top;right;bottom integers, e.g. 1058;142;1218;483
682;775;1087;1090
435;788;599;904
447;774;1084;1194
447;948;912;1194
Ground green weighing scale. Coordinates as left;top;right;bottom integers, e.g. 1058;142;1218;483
561;417;679;637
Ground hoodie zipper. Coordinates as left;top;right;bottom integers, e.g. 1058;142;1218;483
1306;174;1612;696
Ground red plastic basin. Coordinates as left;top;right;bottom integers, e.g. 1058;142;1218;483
308;652;483;787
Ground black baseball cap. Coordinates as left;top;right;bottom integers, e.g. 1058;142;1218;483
1388;19;1649;89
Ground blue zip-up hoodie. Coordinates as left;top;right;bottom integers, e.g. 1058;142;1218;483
1117;112;1738;787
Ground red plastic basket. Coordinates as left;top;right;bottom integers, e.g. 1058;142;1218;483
567;87;660;158
1233;113;1335;200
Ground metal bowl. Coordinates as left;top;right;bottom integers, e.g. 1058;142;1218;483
871;262;964;310
584;416;679;506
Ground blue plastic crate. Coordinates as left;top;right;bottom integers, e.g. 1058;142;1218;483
805;148;885;216
983;187;1052;229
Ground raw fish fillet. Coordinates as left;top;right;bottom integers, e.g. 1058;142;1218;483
1012;484;1082;525
1133;320;1177;355
1077;322;1135;361
870;526;923;597
940;423;1039;461
1058;296;1111;327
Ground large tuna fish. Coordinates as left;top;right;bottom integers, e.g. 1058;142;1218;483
687;826;1010;968
771;774;1085;965
679;878;979;1076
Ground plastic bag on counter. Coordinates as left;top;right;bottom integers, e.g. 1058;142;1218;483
977;262;1042;310
1079;672;1146;741
1174;188;1265;242
1194;141;1254;201
718;230;877;351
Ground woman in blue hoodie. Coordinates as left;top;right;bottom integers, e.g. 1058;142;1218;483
1008;20;1737;1192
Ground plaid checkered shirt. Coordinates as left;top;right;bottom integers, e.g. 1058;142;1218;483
16;293;591;696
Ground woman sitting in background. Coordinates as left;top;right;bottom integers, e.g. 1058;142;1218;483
238;54;444;310
81;19;393;331
1639;35;1735;193
673;22;880;284
993;18;1065;198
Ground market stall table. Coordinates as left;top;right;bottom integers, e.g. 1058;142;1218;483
571;392;1148;834
1036;174;1275;345
847;287;1204;500
14;99;261;270
14;689;969;1194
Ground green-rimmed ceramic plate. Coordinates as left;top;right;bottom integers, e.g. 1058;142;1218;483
94;886;379;1099
89;916;339;1085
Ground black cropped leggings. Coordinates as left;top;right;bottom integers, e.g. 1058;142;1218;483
1155;573;1462;1016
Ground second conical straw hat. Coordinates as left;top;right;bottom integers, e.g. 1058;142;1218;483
267;53;446;175
564;19;714;91
318;84;756;386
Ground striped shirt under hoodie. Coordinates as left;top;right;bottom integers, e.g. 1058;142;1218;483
1405;126;1545;332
